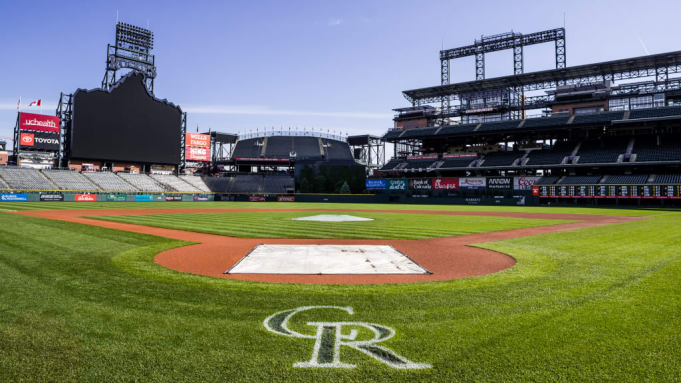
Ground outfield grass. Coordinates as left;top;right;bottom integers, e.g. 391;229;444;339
89;211;572;239
0;200;674;217
0;208;680;381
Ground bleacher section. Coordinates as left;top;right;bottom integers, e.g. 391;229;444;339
292;137;324;159
633;137;681;162
480;151;522;167
602;174;648;184
83;172;138;191
150;174;201;192
571;111;625;125
179;176;211;192
477;120;520;132
439;156;476;168
0;177;7;189
402;159;437;170
383;130;404;139
399;127;439;138
228;175;263;193
118;173;166;192
0;167;56;190
202;177;232;193
536;176;560;185
577;139;628;164
380;159;404;171
629;106;681;120
521;116;570;128
322;139;354;161
525;141;575;166
558;175;602;184
231;138;262;158
654;174;681;184
42;170;100;191
437;124;478;135
263;136;293;158
263;175;294;193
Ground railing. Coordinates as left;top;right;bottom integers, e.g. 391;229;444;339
238;130;347;142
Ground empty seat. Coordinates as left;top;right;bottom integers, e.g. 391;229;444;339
477;120;520;132
571;111;625;125
118;174;166;192
42;169;100;191
536;176;560;185
439;157;476;168
521;116;570;128
179;176;211;192
633;136;681;162
577;139;628;164
232;138;263;158
263;175;294;193
202;177;233;193
438;124;478;135
380;159;405;171
525;142;576;166
652;174;681;184
481;151;522;167
399;127;439;138
629;106;681;120
83;172;138;191
383;130;404;139
150;174;201;192
558;175;602;184
0;167;56;190
322;139;354;161
602;175;648;184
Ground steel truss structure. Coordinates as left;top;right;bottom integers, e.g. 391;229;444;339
438;28;565;119
180;112;187;171
102;22;156;94
348;135;385;170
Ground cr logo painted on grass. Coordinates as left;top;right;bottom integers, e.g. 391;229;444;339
264;306;431;369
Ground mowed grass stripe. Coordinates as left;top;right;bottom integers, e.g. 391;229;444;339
90;211;572;240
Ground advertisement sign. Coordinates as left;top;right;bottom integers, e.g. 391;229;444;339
488;177;513;190
193;195;209;201
387;179;407;191
409;178;432;190
277;196;295;202
75;194;97;202
365;179;386;190
135;195;154;202
165;195;183;201
106;194;127;202
19;112;60;133
19;132;60;151
39;194;64;201
1;193;28;202
185;133;210;148
513;176;541;190
433;178;459;190
459;178;487;190
249;196;266;202
532;186;540;196
186;147;210;162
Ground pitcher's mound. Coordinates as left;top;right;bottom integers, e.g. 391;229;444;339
292;214;374;222
226;244;430;275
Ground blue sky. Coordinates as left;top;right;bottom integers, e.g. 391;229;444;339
1;0;679;144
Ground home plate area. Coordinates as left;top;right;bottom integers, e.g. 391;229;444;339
226;244;430;275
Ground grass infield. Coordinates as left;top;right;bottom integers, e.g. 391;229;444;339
0;204;679;381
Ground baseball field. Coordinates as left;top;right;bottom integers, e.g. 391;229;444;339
0;202;679;382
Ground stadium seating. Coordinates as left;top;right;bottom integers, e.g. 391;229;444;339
536;176;561;185
322;139;354;161
150;174;201;192
118;173;166;192
179;175;211;192
477;120;521;132
571;111;625;125
558;175;602;184
525;141;576;166
0;167;57;190
263;136;294;158
629;106;681;120
577;139;628;164
439;156;476;168
231;138;263;158
653;174;681;184
480;151;522;167
42;169;100;191
399;127;439;138
383;130;404;139
602;174;648;184
403;159;437;170
632;137;681;162
229;175;263;193
83;172;138;191
263;175;294;193
437;124;478;135
380;158;405;171
521;116;571;128
0;177;7;189
292;137;324;159
202;177;232;193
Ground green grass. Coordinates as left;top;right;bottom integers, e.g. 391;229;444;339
0;209;680;381
89;211;572;239
0;200;674;216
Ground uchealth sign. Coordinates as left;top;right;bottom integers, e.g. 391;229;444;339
186;133;210;148
513;176;541;190
19;112;60;133
433;178;459;190
186;147;210;162
20;132;60;151
459;178;487;190
75;194;97;202
487;177;512;190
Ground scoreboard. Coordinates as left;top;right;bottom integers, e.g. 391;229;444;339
535;184;681;199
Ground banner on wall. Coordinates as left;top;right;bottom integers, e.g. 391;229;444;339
277;196;295;202
409;178;432;190
249;196;266;202
459;178;486;190
193;195;209;201
185;133;210;148
186;147;210;162
514;176;541;190
165;196;183;201
19;112;60;133
387;179;407;191
106;194;127;202
433;178;459;190
135;195;154;202
365;179;386;189
487;177;513;190
1;193;28;201
39;194;64;201
75;194;97;202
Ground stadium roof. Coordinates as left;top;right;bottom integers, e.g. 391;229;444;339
403;51;681;104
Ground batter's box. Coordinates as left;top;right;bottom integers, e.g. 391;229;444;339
226;244;431;275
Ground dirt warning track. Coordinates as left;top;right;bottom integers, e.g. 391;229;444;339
15;208;644;284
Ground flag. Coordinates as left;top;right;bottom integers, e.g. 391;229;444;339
29;99;41;107
17;96;21;111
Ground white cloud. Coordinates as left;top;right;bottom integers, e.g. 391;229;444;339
327;18;343;27
183;104;392;120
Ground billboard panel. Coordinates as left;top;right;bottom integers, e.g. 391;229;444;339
277;196;295;202
1;193;28;201
248;196;266;202
514;176;541;190
71;73;183;164
488;177;513;190
106;194;127;201
433;178;459;190
20;132;60;151
387;179;407;191
409;178;432;190
19;112;60;133
75;194;97;202
135;195;154;202
186;133;210;148
459;178;486;190
194;195;210;201
365;179;386;190
39;194;64;201
186;147;210;162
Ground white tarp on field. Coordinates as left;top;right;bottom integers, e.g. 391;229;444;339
291;215;374;222
227;244;429;274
